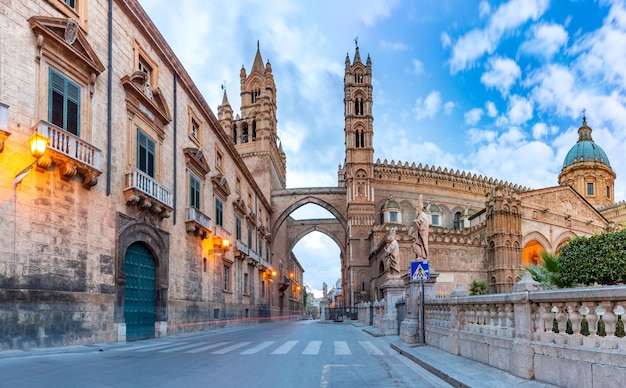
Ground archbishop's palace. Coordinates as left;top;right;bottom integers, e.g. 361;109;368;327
1;0;625;351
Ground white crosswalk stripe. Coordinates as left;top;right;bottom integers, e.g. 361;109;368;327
185;341;230;354
211;342;252;354
334;341;351;355
160;342;207;353
123;339;386;356
240;341;275;354
302;340;322;355
271;340;298;354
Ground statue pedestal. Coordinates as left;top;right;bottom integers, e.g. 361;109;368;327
400;272;439;344
320;301;329;321
380;277;404;335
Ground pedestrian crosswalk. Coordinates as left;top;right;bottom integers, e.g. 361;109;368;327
122;339;393;357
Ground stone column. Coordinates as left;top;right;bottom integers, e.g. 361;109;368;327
380;277;405;335
400;273;419;343
320;301;329;321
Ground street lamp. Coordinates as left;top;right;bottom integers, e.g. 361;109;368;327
13;132;50;187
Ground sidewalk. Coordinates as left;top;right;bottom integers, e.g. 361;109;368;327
353;322;558;388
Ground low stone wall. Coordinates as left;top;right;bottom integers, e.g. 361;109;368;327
357;275;626;387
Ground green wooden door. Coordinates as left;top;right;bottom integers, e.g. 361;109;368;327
124;242;156;340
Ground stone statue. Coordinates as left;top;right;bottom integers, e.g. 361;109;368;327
408;195;429;260
323;282;327;299
384;227;400;274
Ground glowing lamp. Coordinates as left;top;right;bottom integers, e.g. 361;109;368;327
29;132;49;159
221;238;231;249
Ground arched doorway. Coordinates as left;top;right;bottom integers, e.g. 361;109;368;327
521;239;545;267
124;242;156;340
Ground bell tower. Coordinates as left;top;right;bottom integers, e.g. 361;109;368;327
218;42;286;200
342;44;376;305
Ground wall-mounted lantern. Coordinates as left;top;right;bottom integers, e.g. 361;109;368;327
12;131;50;187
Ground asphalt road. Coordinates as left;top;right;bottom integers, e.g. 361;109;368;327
0;320;451;387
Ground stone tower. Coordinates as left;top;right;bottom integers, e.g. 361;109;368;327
217;42;286;200
559;116;615;208
342;46;376;297
485;186;522;293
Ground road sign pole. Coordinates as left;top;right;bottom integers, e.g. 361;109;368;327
420;279;425;344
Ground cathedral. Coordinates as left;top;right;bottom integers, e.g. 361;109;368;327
2;0;625;351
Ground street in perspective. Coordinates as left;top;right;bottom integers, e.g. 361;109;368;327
0;320;451;388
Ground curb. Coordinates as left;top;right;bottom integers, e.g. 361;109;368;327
390;343;469;388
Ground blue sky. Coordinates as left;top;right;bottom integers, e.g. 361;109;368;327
139;0;626;298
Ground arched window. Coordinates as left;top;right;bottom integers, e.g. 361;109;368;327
453;211;461;230
232;124;237;145
379;261;385;275
252;120;257;141
242;123;249;143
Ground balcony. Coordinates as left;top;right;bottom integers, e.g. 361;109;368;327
185;207;211;239
34;120;101;188
235;240;264;266
124;169;173;218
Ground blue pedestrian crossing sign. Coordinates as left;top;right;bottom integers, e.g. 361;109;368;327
411;260;430;280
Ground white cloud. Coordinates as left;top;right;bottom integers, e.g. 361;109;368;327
532;122;548;139
485;101;498;117
414;91;442;120
441;32;452;48
447;0;550;73
467;127;497;145
479;0;491;18
444;101;456;115
520;23;568;59
464;108;483;125
412;59;424;74
480;57;521;96
507;95;533;125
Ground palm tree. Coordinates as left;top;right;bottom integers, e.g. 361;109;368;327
524;250;573;289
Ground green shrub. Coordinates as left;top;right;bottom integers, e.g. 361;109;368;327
469;280;488;295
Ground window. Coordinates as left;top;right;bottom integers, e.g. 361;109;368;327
223;265;230;291
236;216;242;240
244;273;249;294
133;40;159;90
203;258;207;272
191;119;199;140
431;214;440;226
258;239;263;256
236;176;242;194
49;69;81;135
587;183;595;196
389;212;397;223
242;123;249;143
453;212;461;230
64;0;76;8
251;89;260;103
189;174;201;209
45;1;89;31
266;245;270;262
216;150;222;170
248;228;252;249
215;197;223;226
232;124;237;145
261;280;265;298
607;186;611;198
188;107;201;145
137;129;155;177
252;120;257;141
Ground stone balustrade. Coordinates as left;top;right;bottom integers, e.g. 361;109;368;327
356;275;626;387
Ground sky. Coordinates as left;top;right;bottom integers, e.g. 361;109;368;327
139;0;626;299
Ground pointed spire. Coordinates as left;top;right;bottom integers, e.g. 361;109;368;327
221;89;230;107
252;40;265;74
353;46;362;64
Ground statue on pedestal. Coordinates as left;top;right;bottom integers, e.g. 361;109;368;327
408;194;429;260
384;227;400;274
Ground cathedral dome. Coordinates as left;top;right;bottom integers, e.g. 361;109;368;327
381;196;401;211
562;117;611;168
